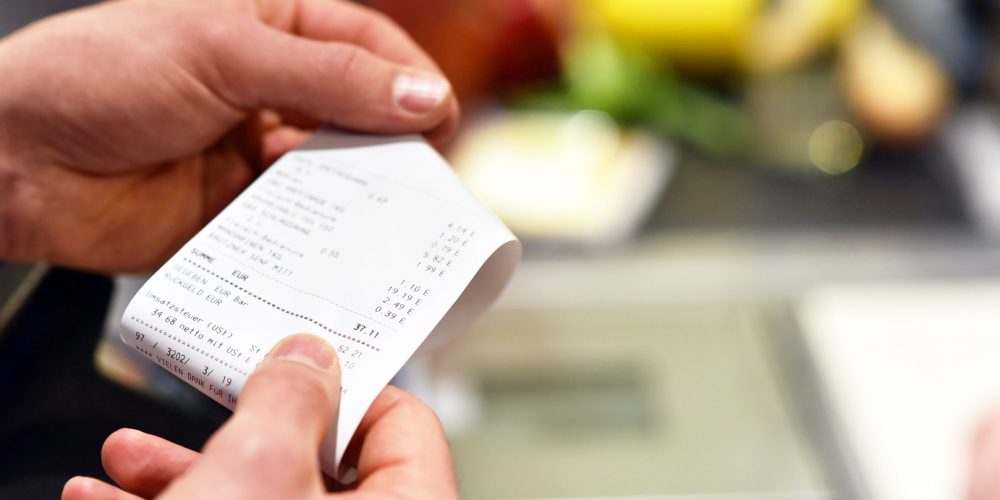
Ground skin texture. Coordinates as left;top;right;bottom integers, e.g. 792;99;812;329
0;0;459;272
971;410;1000;500
61;334;460;499
0;1;460;497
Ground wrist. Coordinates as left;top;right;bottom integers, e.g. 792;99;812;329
0;155;28;262
0;141;43;264
0;42;41;264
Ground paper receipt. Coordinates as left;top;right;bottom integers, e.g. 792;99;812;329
120;131;520;478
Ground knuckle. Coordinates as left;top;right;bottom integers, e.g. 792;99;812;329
182;14;259;96
336;45;361;79
186;13;244;48
322;44;388;123
330;44;367;82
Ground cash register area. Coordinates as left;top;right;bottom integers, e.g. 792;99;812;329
3;1;1000;499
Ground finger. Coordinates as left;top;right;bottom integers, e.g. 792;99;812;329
296;0;461;147
261;126;313;166
228;110;311;169
424;99;461;149
101;428;200;498
157;334;340;499
294;0;439;72
290;0;462;144
342;385;458;499
62;476;142;500
225;333;341;448
209;25;454;136
202;138;257;219
970;411;1000;500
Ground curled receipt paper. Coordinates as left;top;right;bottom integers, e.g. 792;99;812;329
121;130;521;479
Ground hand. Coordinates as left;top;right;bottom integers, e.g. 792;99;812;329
0;0;459;272
61;334;459;499
971;409;1000;500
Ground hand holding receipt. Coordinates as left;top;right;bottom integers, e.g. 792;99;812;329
120;131;520;479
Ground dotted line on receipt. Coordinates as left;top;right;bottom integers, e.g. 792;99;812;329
201;240;398;333
183;258;380;352
132;316;250;377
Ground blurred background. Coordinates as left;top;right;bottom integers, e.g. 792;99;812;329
3;0;1000;499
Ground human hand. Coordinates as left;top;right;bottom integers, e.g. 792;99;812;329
61;334;459;499
0;0;459;272
970;408;1000;500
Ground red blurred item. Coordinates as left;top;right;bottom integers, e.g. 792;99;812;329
368;0;564;109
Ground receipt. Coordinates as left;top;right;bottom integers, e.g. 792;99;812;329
120;131;520;478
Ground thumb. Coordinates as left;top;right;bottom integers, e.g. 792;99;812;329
158;333;341;499
209;25;455;134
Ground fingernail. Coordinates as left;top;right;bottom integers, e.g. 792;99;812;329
269;334;334;370
394;72;450;114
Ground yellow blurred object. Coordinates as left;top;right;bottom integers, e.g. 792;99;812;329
587;0;761;71
587;0;864;73
744;0;865;73
840;12;952;142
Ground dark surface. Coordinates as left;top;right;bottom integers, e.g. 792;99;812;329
0;1;99;36
0;269;225;500
651;141;971;230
